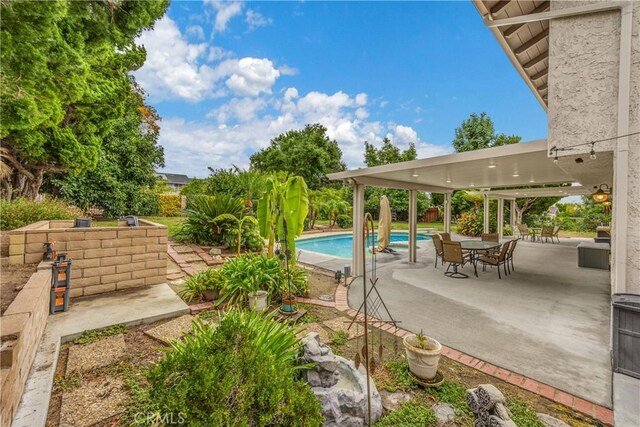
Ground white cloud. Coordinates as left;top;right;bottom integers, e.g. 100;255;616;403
158;88;449;175
206;1;244;32
246;10;272;30
278;64;298;76
185;25;205;40
355;93;368;106
225;58;280;97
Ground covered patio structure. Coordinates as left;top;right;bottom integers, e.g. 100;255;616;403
327;138;611;276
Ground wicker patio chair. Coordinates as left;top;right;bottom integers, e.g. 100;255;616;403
552;226;560;243
540;225;554;243
506;238;519;273
481;233;499;242
478;240;511;279
431;234;445;268
442;241;471;278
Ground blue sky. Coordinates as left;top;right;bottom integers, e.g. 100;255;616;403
135;1;548;177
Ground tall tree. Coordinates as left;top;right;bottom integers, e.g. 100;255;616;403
363;139;428;220
250;124;346;190
46;84;164;217
0;0;169;199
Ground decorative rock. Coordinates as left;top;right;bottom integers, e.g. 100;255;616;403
300;333;383;426
208;248;222;255
431;402;456;426
536;413;571;427
380;390;412;413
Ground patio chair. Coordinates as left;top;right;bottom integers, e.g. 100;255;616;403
439;232;452;241
540;225;554;243
431;234;445;268
442;241;471;278
552;226;560;243
506;238;519;273
516;224;532;241
478;240;511;279
481;233;499;242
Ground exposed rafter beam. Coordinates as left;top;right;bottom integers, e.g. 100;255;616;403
523;50;548;69
537;82;548;92
530;69;547;81
484;1;627;27
490;1;510;15
514;29;549;55
503;1;550;37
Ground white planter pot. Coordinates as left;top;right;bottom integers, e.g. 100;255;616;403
403;334;442;380
248;290;268;311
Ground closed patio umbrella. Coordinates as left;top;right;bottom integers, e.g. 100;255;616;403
377;195;391;252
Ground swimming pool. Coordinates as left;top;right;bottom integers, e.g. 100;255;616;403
296;232;431;258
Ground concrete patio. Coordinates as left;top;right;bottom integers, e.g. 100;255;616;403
309;236;612;407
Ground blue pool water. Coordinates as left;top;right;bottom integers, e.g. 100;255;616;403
296;232;431;258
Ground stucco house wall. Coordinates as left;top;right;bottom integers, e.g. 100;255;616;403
548;1;640;294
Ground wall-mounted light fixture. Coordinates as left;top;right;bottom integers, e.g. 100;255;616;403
591;184;611;203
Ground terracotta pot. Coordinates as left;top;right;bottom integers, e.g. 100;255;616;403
403;334;442;380
203;289;218;301
248;290;268;311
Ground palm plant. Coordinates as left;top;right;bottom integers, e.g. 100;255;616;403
176;194;244;245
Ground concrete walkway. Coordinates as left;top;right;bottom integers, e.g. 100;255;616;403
337;238;611;407
614;373;640;427
13;284;189;427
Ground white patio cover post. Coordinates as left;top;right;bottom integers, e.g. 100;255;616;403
510;199;516;234
444;193;452;234
483;194;490;234
497;198;504;239
352;183;365;276
408;190;417;263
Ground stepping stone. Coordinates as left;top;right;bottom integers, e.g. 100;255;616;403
144;315;195;345
66;334;126;374
171;245;195;254
59;376;127;427
323;317;363;339
181;253;204;263
298;323;330;344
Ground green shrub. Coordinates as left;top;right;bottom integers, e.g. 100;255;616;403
222;217;264;253
336;214;353;228
280;264;309;297
179;268;225;303
176;194;244;244
375;402;436;426
456;211;483;236
145;311;322;426
0;198;83;230
219;254;283;306
157;194;182;216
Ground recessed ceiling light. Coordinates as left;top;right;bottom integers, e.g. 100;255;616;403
446;179;451;183
412;172;419;177
512;173;520;177
469;184;475;187
515;192;519;195
488;165;497;169
529;179;535;183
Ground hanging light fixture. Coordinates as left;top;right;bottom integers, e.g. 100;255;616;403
602;200;612;214
591;184;611;203
589;143;597;160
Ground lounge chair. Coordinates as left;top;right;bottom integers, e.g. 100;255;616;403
540;225;554;243
431;234;444;268
442;241;471;278
478;240;512;279
439;232;451;241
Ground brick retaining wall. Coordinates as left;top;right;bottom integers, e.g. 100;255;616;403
0;269;51;426
8;220;167;298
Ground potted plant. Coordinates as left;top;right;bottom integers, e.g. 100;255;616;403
179;269;225;303
403;330;442;381
248;289;269;311
217;254;280;311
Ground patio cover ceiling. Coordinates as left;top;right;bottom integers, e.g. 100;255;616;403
472;0;550;109
327;139;578;194
466;185;591;200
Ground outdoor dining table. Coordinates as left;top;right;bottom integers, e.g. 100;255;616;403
460;240;501;277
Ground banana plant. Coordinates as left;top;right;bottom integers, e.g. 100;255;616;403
210;214;258;255
257;175;309;264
